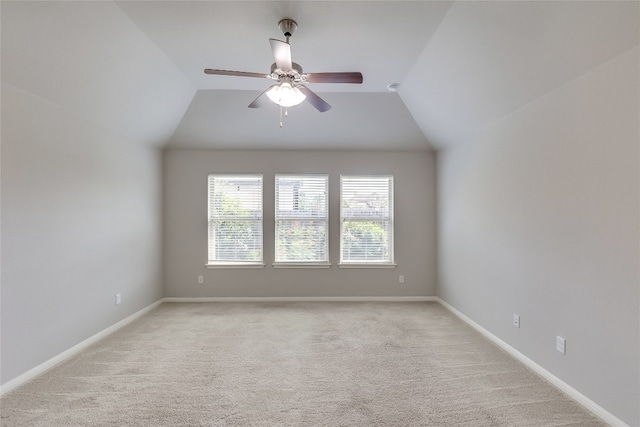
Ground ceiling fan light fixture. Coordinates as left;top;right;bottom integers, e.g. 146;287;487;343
266;82;306;107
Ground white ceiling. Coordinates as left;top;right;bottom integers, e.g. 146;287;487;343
2;1;638;151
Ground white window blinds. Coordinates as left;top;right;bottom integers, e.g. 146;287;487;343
275;174;329;263
208;174;263;264
340;175;394;264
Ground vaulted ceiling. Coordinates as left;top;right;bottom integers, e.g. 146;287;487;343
2;1;638;151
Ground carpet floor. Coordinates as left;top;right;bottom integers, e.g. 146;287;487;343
1;302;605;426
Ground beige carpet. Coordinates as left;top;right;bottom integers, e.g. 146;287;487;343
1;302;604;426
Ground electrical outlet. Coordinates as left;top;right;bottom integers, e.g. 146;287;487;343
556;336;566;354
198;275;204;284
115;293;122;305
513;314;520;328
399;275;405;284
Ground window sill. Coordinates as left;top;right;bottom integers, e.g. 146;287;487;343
206;263;265;269
272;262;332;269
338;263;397;269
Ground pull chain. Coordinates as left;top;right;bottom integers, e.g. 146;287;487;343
279;106;289;128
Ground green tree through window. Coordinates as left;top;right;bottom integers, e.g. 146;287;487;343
275;175;329;263
340;175;394;264
208;175;263;264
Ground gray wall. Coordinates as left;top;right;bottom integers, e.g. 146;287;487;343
163;150;437;298
437;47;639;425
0;83;164;385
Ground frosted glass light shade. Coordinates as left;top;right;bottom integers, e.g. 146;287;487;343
266;82;306;107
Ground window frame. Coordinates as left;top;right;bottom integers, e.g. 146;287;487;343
206;174;265;268
273;173;330;268
339;174;396;268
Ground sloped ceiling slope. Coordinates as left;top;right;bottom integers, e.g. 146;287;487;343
170;91;426;150
2;1;638;150
1;1;195;147
400;1;640;149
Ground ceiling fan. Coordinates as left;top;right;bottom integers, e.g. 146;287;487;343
204;19;363;124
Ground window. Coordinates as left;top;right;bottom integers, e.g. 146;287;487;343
275;174;329;265
340;175;394;265
208;174;263;266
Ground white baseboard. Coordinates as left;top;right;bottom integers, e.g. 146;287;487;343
435;297;629;427
0;299;163;396
162;296;437;303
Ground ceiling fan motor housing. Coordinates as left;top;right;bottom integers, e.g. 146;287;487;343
271;62;303;75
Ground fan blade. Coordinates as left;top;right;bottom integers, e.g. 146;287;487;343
248;85;277;108
298;85;331;112
304;72;363;84
204;69;268;79
269;39;292;72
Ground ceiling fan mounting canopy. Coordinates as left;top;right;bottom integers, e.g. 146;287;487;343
204;18;363;114
278;19;297;39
